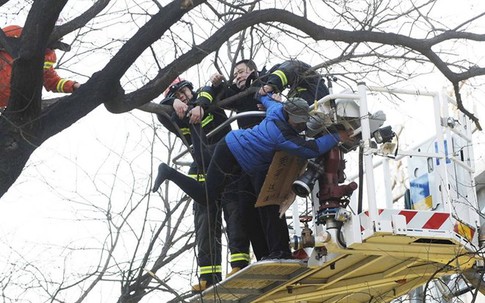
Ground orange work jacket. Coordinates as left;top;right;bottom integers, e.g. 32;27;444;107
0;48;77;108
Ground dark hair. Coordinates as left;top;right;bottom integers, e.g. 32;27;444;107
235;59;258;71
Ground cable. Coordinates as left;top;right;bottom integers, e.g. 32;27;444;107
358;145;364;214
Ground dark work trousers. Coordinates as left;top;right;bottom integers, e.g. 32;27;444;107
240;166;290;257
190;125;251;273
189;163;222;284
168;139;290;258
236;173;269;260
257;204;291;256
219;176;252;268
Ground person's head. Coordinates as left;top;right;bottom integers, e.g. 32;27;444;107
284;97;309;133
233;59;258;90
164;77;194;103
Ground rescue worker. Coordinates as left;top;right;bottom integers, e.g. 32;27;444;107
209;59;270;262
152;93;354;260
258;59;329;105
156;77;230;169
0;25;80;110
153;77;248;293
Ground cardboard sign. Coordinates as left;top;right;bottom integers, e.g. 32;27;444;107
255;151;307;217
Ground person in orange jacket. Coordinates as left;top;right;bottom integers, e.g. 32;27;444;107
0;25;80;109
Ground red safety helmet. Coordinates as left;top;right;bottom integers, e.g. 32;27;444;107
2;25;22;38
164;77;193;98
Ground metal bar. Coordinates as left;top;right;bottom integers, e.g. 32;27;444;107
367;86;437;97
357;83;378;222
449;156;475;173
310;93;360;111
435;92;452;212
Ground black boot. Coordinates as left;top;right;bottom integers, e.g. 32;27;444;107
152;163;173;192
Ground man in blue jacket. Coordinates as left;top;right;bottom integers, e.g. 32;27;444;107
153;93;353;259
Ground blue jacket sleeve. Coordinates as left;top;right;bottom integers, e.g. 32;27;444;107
276;131;341;159
259;94;282;110
314;133;341;154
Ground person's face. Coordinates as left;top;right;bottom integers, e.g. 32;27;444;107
175;86;193;103
233;63;254;89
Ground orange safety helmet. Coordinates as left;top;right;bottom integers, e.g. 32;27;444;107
2;25;22;38
164;77;193;98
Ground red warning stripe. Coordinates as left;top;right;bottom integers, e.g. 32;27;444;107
360;210;452;232
422;213;450;229
398;210;418;224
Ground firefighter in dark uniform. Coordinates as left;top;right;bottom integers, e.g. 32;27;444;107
209;59;271;264
153;78;246;292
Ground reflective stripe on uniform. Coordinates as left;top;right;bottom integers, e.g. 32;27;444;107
44;61;54;69
272;70;288;86
289;87;308;98
198;91;213;102
230;252;250;263
200;113;213;128
180;114;213;136
199;265;222;275
188;173;206;182
56;78;68;92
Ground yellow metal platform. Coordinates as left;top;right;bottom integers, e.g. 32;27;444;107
190;231;478;303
